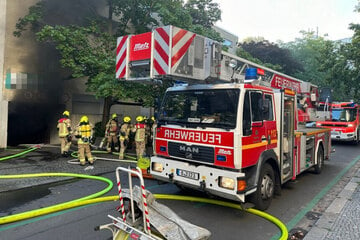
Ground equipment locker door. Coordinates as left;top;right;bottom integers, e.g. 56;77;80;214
281;94;295;182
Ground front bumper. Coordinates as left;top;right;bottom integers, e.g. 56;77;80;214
150;156;247;202
331;130;355;141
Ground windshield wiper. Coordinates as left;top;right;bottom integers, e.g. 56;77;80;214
157;119;186;127
198;122;234;131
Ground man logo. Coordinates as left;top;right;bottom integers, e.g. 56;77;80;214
179;145;199;154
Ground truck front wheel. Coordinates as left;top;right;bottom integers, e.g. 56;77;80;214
249;163;275;211
314;146;324;174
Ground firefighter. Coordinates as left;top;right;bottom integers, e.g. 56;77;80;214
145;116;156;156
105;113;119;153
133;115;146;159
57;110;72;157
119;116;132;160
74;115;95;166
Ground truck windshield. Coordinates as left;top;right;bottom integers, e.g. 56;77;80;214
159;89;240;129
332;108;357;122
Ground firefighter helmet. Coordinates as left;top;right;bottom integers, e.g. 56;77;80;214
123;116;131;123
136;115;144;122
63;110;70;117
111;113;117;119
80;115;89;123
151;116;155;121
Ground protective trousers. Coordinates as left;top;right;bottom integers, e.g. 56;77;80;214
119;137;127;160
60;137;71;154
135;141;145;159
106;134;119;152
78;143;94;165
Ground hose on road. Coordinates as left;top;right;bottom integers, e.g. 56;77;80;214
0;173;113;225
0;147;288;239
0;146;40;162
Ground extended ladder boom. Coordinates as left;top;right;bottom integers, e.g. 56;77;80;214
116;25;315;94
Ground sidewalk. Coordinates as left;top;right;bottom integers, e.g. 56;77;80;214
0;144;136;193
304;169;360;240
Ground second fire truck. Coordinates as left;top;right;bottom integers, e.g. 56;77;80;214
317;102;360;143
116;26;331;210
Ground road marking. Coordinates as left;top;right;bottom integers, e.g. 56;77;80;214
271;154;360;240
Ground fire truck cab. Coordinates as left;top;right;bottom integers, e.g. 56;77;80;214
115;25;331;210
316;102;360;142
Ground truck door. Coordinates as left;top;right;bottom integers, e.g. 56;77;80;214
242;90;275;168
281;93;295;181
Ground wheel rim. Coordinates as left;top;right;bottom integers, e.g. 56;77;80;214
261;174;274;199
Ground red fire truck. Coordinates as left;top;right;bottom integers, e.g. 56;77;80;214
116;26;331;210
316;102;360;143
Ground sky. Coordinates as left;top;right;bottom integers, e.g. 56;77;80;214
214;0;360;43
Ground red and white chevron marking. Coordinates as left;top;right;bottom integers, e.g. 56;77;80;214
171;27;196;69
116;181;126;221
116;35;128;79
140;184;151;234
153;26;170;76
153;26;196;76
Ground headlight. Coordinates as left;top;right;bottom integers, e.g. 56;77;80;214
316;123;322;126
219;177;235;190
348;124;354;127
152;162;163;173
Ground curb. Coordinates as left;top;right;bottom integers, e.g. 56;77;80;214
304;169;360;240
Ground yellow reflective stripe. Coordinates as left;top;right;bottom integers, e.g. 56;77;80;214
242;139;278;150
242;141;268;150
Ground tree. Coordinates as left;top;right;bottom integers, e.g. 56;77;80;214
14;0;222;128
236;46;283;71
283;30;358;102
184;0;222;42
239;40;303;75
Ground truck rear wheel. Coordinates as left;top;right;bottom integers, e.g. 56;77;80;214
314;146;324;174
249;163;275;211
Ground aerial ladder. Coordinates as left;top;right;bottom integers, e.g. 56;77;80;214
116;25;328;123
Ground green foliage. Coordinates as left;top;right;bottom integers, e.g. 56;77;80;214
236;46;283;72
239;40;303;75
184;0;221;28
13;2;44;37
155;0;192;29
14;0;226;127
112;0;159;34
282;30;359;102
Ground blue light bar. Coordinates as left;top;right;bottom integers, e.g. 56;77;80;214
245;68;258;80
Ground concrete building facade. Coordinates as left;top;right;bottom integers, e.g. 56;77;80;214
0;1;231;148
0;0;153;147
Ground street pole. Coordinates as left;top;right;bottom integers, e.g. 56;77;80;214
0;0;9;148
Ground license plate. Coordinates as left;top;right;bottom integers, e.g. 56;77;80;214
176;169;199;180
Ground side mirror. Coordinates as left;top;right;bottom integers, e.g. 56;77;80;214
310;93;317;102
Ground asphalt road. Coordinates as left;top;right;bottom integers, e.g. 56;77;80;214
1;142;360;240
